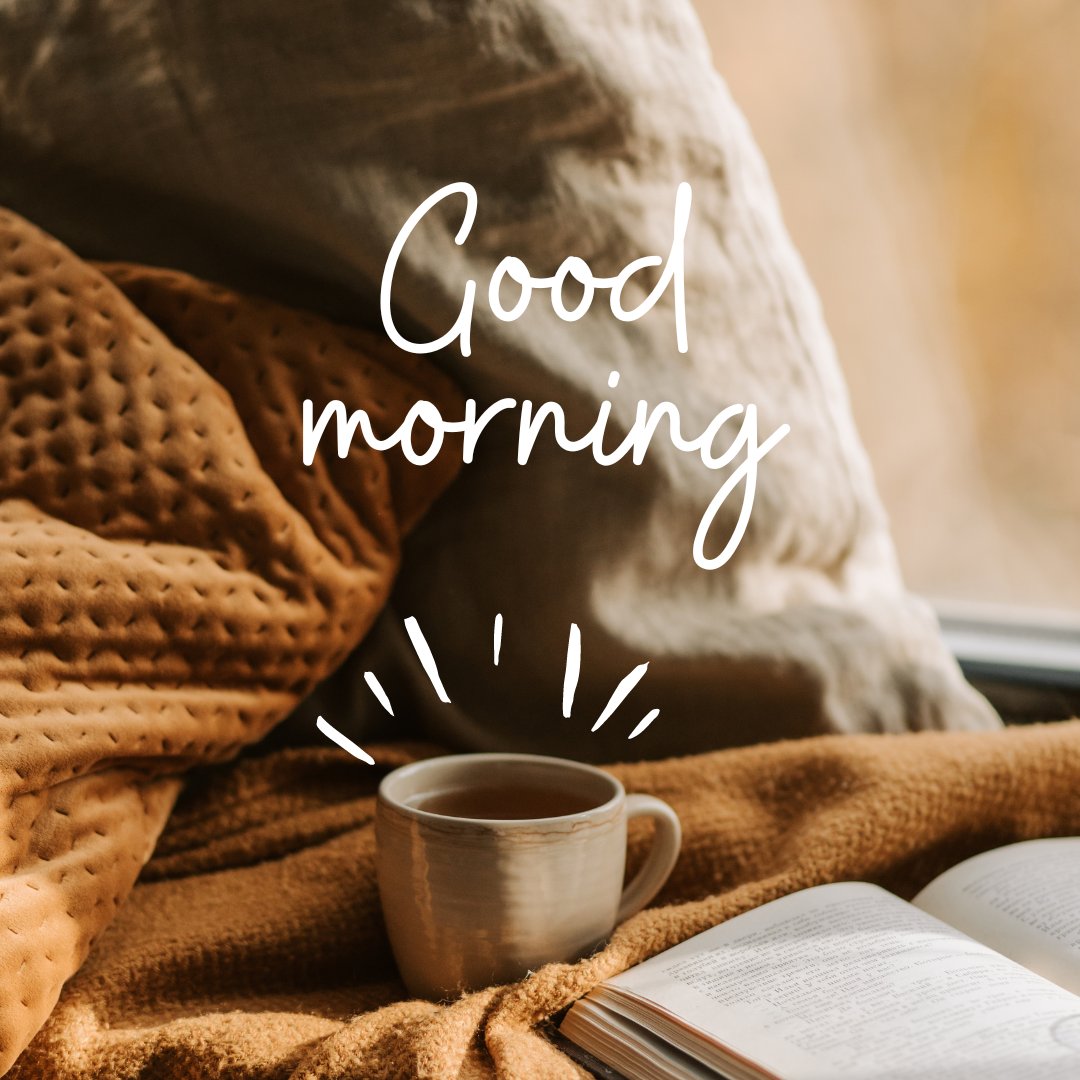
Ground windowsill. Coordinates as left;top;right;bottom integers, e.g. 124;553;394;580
935;600;1080;689
933;600;1080;723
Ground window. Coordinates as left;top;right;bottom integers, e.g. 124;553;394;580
698;1;1079;618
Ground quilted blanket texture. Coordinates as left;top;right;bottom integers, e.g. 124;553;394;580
0;209;461;1073
7;721;1080;1079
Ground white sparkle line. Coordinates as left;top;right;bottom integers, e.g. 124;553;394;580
404;616;451;703
628;708;660;739
316;716;375;764
493;613;503;667
363;671;394;715
591;662;650;732
563;623;581;718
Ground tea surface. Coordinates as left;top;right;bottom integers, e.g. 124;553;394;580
409;784;601;820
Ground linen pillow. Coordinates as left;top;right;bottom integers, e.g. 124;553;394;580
0;209;459;1072
0;0;998;760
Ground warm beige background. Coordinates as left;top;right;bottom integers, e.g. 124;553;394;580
697;0;1079;611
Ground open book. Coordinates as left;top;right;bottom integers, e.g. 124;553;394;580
560;837;1080;1079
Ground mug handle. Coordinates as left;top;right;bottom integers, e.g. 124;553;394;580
617;794;682;923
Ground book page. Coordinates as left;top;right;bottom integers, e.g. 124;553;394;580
913;836;1080;994
600;882;1080;1079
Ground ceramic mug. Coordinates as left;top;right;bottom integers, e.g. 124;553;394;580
375;752;682;999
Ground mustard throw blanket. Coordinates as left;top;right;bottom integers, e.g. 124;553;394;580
0;208;461;1073
10;721;1080;1078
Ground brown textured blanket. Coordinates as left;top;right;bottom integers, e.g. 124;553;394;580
9;721;1080;1079
0;208;460;1073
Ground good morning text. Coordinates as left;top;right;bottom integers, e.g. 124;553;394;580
303;182;789;570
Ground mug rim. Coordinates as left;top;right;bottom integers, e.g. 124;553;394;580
377;751;624;827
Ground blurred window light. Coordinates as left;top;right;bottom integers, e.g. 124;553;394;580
698;0;1080;626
